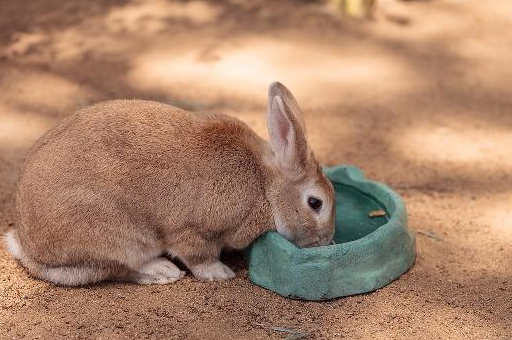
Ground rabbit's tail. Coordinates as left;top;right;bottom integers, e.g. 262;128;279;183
4;229;22;259
3;229;114;286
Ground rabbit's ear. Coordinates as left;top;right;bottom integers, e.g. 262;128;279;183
268;84;310;172
268;82;307;137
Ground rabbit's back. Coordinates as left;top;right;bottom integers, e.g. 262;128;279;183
15;100;270;265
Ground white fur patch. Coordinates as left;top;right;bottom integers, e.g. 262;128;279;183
271;207;294;241
135;258;185;285
190;261;235;281
302;185;332;225
45;266;99;286
4;230;22;260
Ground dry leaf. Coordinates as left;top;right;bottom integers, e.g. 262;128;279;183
368;210;386;218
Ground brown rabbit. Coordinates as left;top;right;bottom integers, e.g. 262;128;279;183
4;82;335;286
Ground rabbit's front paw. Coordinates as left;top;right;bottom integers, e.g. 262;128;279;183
134;258;185;284
190;261;236;282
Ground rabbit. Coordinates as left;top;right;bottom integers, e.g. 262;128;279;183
4;82;335;286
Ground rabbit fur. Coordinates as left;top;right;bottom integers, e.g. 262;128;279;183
4;82;335;286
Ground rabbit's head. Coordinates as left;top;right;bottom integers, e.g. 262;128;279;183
265;82;335;248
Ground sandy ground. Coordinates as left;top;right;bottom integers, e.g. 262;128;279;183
0;0;511;339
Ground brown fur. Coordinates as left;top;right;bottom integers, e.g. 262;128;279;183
6;82;335;285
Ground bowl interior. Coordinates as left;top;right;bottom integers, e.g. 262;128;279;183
333;182;389;243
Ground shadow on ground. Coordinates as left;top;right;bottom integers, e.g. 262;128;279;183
1;0;511;339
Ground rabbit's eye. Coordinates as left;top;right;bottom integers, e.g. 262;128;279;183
307;196;322;212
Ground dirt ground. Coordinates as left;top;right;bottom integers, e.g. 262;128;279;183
0;0;511;339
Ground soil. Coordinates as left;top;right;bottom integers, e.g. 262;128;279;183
0;0;511;339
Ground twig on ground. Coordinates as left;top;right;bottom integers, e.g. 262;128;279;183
253;322;310;339
416;230;443;241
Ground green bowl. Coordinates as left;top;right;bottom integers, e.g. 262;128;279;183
247;165;416;300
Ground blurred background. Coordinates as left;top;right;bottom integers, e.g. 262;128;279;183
1;0;511;339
